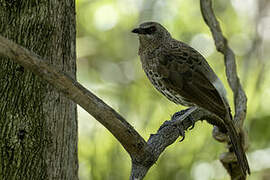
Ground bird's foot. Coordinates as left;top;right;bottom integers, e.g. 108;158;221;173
178;126;185;142
159;119;186;142
160;107;197;142
171;108;197;141
188;115;195;130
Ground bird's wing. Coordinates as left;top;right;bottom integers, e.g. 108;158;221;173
159;41;227;118
159;41;250;176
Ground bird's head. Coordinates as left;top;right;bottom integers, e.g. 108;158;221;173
131;22;171;47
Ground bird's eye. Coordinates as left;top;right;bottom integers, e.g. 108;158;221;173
145;26;157;34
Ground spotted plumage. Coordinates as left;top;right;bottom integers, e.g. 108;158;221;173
132;21;250;176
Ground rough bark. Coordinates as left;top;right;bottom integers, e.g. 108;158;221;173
0;1;78;180
0;1;249;180
0;35;226;180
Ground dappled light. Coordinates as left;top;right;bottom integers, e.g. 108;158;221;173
190;33;215;57
76;0;270;179
94;5;119;31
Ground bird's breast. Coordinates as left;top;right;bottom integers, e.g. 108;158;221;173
143;65;193;106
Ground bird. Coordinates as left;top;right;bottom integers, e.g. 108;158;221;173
131;21;250;177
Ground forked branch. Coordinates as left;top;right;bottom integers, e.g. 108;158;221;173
0;35;227;180
0;2;249;178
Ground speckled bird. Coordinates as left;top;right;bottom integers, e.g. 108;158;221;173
132;21;250;176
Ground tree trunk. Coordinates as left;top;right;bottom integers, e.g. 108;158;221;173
0;1;78;179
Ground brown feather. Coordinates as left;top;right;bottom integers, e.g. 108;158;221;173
159;41;227;118
134;21;250;175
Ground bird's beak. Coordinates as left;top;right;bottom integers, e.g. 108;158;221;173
131;28;145;34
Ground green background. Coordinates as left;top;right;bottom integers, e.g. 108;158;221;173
76;0;270;179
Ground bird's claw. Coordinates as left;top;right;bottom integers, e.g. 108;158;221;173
171;113;186;142
171;109;196;142
178;124;185;142
179;136;185;142
188;115;195;130
160;118;186;142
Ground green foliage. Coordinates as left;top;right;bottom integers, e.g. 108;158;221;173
76;0;270;179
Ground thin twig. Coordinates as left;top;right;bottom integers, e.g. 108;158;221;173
200;0;249;179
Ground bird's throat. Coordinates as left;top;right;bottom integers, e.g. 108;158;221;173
138;37;163;55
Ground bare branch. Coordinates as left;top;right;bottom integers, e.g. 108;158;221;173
0;35;147;157
130;107;225;179
200;0;249;178
0;35;228;179
200;0;247;127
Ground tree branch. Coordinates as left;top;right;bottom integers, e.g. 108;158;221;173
131;107;225;179
200;0;249;179
0;35;147;157
0;35;228;179
0;2;249;178
200;0;247;127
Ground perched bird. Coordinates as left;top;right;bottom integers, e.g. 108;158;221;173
132;21;250;176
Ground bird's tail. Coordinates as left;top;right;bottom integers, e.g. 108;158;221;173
224;112;250;177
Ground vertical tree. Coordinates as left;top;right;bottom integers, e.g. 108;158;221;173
0;1;78;179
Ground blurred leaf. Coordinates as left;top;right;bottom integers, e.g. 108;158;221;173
76;0;270;179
